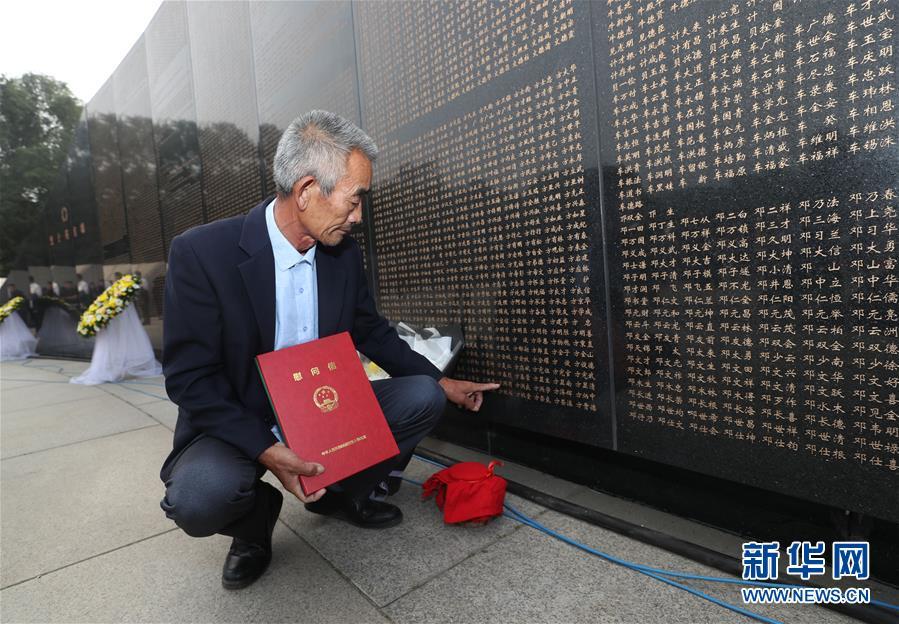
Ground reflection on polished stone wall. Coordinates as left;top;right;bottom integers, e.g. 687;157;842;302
146;0;205;254
187;1;264;224
86;79;129;265
115;38;164;268
13;0;897;521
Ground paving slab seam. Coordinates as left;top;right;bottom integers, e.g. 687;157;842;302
0;528;180;591
14;361;68;374
133;401;177;433
108;384;170;401
0;375;73;387
276;518;399;622
1;371;84;378
0;377;71;388
1;369;77;379
96;382;169;404
377;516;540;610
13;361;79;378
0;392;118;416
0;424;162;461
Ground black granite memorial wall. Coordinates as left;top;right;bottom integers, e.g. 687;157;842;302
114;37;165;267
65;114;104;270
355;0;615;448
145;0;206;254
593;0;899;524
13;0;896;523
187;1;265;224
86;78;130;265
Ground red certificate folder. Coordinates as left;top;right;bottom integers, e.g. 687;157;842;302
255;332;399;495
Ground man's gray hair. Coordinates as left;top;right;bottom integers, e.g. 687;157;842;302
273;110;378;197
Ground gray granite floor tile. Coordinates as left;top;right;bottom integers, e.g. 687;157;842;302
0;524;390;623
1;394;158;458
1;425;174;588
3;359;89;379
1;360;82;392
270;456;545;607
384;510;855;624
137;398;179;431
1;379;105;412
0;377;49;390
0;361;70;381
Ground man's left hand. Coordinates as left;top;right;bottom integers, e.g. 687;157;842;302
438;377;500;411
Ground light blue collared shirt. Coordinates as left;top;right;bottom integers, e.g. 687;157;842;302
265;199;319;443
265;199;319;350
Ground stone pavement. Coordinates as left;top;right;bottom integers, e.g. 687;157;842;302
0;358;875;623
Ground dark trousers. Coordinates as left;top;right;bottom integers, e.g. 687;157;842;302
160;375;445;542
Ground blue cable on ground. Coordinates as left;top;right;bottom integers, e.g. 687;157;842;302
503;504;899;616
873;600;899;612
411;454;899;621
403;471;778;624
502;503;782;624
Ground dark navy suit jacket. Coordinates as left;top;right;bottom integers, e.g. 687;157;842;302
161;196;442;475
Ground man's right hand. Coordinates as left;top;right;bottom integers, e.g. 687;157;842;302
258;443;327;503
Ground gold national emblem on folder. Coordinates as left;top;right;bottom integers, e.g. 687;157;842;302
314;385;339;413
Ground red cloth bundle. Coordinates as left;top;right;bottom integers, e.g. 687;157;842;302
422;460;507;524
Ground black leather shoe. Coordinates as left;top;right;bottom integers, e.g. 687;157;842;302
221;539;272;590
305;491;403;529
371;475;402;500
388;475;403;495
221;485;283;590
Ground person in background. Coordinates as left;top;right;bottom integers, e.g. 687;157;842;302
28;276;42;298
28;276;43;327
134;271;151;324
76;274;90;308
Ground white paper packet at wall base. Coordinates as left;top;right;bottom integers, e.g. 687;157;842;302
361;322;463;492
395;322;457;372
360;322;462;380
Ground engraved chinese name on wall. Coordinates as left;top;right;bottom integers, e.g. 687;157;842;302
608;0;897;471
356;0;578;138
371;65;597;411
